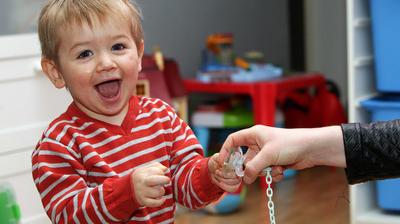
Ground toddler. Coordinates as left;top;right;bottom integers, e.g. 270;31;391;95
32;0;241;223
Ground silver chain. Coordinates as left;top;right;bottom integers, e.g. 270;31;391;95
264;167;276;224
223;149;276;223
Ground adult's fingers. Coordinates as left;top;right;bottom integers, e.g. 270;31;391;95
243;148;274;184
243;147;260;163
219;127;260;164
241;166;283;185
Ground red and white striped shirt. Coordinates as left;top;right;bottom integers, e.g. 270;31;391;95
32;96;223;223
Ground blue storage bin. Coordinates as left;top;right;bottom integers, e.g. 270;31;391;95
361;96;400;121
361;96;400;211
370;0;400;92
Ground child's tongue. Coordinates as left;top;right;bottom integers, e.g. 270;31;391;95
96;80;120;98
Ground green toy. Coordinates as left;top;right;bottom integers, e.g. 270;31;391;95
0;183;21;224
223;108;254;127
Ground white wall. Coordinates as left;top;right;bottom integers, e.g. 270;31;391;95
129;0;290;77
0;0;290;79
305;0;348;105
0;0;41;34
0;34;70;224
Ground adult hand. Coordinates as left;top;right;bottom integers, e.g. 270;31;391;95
219;125;345;184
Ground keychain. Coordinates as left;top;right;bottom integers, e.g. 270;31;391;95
223;147;276;224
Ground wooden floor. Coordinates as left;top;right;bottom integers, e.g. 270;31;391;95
175;167;350;224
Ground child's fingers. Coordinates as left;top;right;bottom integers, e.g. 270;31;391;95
147;163;168;175
213;170;242;185
208;153;220;171
214;175;242;185
216;169;237;179
142;197;167;208
146;186;166;198
271;166;284;176
272;174;284;182
212;153;220;159
145;175;171;187
210;173;220;184
217;181;241;193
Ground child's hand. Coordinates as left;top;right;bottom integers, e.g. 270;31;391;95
208;153;242;193
131;163;171;207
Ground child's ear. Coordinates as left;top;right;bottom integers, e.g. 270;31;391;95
137;40;144;72
41;58;65;89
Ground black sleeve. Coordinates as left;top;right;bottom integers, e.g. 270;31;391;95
341;120;400;184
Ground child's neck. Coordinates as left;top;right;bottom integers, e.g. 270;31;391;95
75;102;129;126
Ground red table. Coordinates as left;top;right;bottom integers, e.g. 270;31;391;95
184;73;327;127
185;73;331;222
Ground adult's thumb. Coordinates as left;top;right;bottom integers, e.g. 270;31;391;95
243;152;270;184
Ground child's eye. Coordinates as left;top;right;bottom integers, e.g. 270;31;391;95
77;50;93;59
112;43;126;51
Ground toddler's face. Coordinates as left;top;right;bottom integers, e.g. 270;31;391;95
54;18;143;120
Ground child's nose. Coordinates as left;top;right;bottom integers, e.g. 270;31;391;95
97;53;115;72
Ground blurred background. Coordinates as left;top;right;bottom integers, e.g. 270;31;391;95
2;0;397;224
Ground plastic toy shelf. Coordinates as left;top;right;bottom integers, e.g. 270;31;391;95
184;73;326;126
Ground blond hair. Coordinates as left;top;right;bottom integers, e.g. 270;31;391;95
38;0;143;62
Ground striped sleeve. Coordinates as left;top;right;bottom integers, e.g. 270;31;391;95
32;139;139;223
166;105;224;209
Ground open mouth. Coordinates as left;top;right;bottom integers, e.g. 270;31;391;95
95;79;121;99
